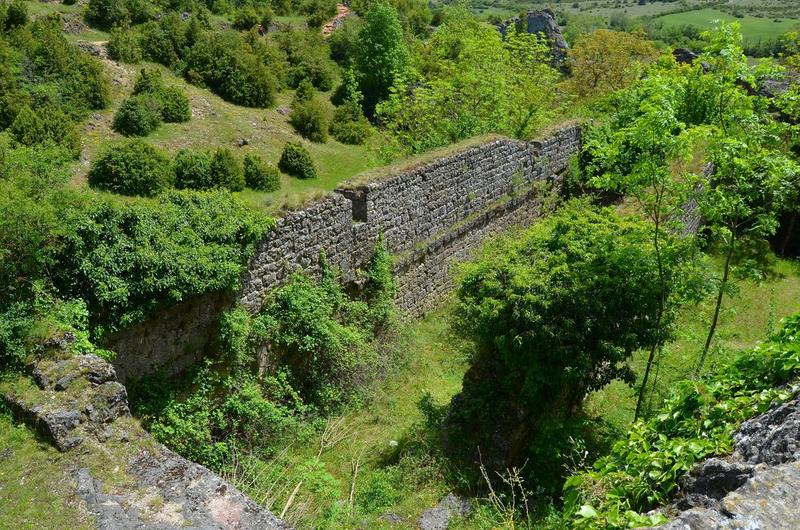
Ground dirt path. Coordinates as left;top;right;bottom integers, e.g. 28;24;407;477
322;3;352;37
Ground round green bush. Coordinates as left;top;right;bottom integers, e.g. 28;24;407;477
330;101;372;145
173;149;213;190
88;139;172;197
289;98;330;143
112;95;163;137
158;86;191;123
210;148;245;191
232;7;259;30
278;142;316;179
243;154;281;192
133;68;165;95
10;105;82;158
4;0;28;29
85;0;129;30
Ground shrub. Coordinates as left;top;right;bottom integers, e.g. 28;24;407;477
278;142;316;179
107;27;142;63
210;148;245;191
243;153;280;192
132;68;165;95
294;78;314;103
138;16;187;69
85;0;129;30
3;0;27;30
9;105;82;158
232;7;259;30
158;85;191;123
112;95;163;137
87;139;172;196
289;98;330;143
184;34;277;108
330;101;372;145
173;149;213;190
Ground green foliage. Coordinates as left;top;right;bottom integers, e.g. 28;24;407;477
232;7;259;31
157;85;191;123
9;105;81;158
54;190;272;336
448;201;666;492
210;147;245;191
377;13;557;153
289;97;330;143
294;77;315;103
107;27;142;63
3;0;27;30
243;153;280;192
354;3;409;117
173;149;213;190
87;139;172;196
85;0;129;30
278;141;316;179
330;99;372;145
112;94;163;136
564;313;800;529
273;27;336;91
184;32;277;108
132;67;165;95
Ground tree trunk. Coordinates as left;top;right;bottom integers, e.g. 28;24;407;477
779;212;796;258
697;235;735;376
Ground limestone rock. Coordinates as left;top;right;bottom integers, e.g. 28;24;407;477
418;493;470;530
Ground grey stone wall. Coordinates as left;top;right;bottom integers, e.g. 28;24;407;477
239;125;581;316
111;125;582;379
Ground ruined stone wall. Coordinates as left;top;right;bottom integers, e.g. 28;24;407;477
111;125;582;379
239;125;581;315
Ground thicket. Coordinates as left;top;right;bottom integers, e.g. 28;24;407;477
131;240;396;468
243;153;281;192
87;139;173;196
0;17;109;156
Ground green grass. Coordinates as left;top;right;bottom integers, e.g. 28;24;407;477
0;408;93;529
587;254;800;431
75;60;381;215
655;8;800;44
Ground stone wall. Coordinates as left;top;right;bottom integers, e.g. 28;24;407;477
240;125;581;316
111;125;582;380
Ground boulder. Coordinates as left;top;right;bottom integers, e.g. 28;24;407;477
418;493;470;530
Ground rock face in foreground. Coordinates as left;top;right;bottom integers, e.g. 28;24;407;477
655;395;800;529
1;332;290;530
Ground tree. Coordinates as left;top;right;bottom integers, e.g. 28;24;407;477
563;29;657;98
354;3;409;118
695;134;798;374
586;76;699;420
447;201;664;491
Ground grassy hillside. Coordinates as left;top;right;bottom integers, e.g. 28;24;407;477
655;7;800;45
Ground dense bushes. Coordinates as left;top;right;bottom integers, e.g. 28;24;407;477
174;149;213;190
210;147;245;191
112;94;163;136
289;97;330;142
278;142;316;179
54;190;273;335
87;139;172;196
447;201;665;493
184;33;277;108
243;153;280;191
113;69;190;136
9;105;82;157
564;313;800;529
107;27;142;63
330;101;372;144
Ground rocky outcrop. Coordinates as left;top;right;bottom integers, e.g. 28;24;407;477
1;333;289;529
655;394;800;529
418;493;471;530
499;9;568;67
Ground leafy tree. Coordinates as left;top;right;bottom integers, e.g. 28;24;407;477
173;149;213;190
695;134;798;374
354;3;410;117
448;201;664;491
585;76;700;420
563;29;657;98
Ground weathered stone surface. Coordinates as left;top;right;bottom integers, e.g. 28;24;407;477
419;493;471;530
499;9;568;66
76;449;292;529
655;396;800;529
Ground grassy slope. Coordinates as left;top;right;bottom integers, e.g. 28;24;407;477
655;8;800;43
587;255;800;430
0;410;93;529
